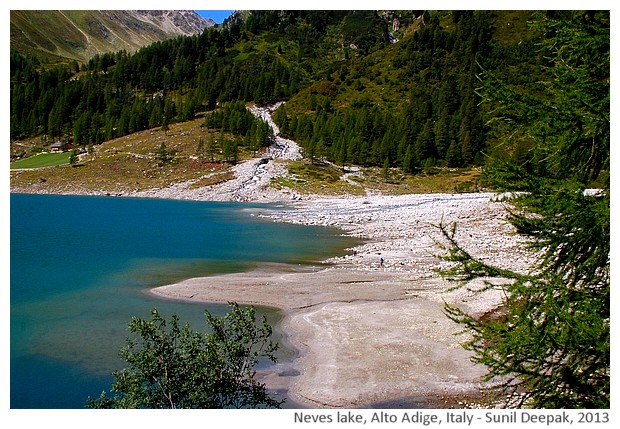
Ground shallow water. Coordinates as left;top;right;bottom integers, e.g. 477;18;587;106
10;193;356;408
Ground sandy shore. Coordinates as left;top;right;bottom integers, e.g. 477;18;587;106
150;192;535;408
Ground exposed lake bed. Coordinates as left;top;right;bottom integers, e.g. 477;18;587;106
151;192;535;408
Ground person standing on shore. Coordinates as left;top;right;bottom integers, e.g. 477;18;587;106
379;257;384;268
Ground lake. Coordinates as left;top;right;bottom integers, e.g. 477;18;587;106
10;193;357;408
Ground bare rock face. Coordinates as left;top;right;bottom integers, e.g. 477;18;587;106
133;10;215;36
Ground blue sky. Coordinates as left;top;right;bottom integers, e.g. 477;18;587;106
195;10;235;24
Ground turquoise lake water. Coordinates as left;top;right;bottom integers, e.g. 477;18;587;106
10;193;357;408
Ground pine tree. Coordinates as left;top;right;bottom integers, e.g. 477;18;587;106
439;11;609;408
156;142;173;166
196;136;205;158
445;139;462;167
161;117;169;135
69;149;78;165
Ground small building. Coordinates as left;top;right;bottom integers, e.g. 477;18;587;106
50;141;73;152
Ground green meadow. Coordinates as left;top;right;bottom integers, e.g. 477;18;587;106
10;152;71;169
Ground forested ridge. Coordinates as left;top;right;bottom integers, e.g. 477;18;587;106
11;10;542;173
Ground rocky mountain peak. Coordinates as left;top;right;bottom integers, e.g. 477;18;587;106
133;10;215;35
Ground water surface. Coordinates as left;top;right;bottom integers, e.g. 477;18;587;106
10;194;356;408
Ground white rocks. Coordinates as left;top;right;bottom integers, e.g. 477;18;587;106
129;102;535;281
264;193;535;277
131;102;303;202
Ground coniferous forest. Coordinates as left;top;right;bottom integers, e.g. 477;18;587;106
11;10;553;173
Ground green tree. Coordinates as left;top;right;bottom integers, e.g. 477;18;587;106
222;139;238;164
155;142;173;166
244;120;270;156
87;303;283;409
382;158;391;182
161;117;170;135
196;135;205;157
205;136;218;162
445;139;463;167
438;11;609;408
149;99;163;128
69;149;78;165
47;105;64;141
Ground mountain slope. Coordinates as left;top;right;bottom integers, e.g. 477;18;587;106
10;10;215;64
10;10;542;174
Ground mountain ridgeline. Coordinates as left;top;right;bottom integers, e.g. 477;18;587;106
10;10;215;64
11;10;543;172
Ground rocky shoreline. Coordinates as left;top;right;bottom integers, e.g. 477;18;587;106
11;103;537;408
13;177;533;407
150;191;535;408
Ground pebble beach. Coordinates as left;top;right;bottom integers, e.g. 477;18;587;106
143;105;536;407
150;191;535;408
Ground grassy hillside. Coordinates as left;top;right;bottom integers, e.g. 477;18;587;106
10;10;211;64
10;117;238;193
10;152;72;169
10;115;482;197
10;10;540;197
